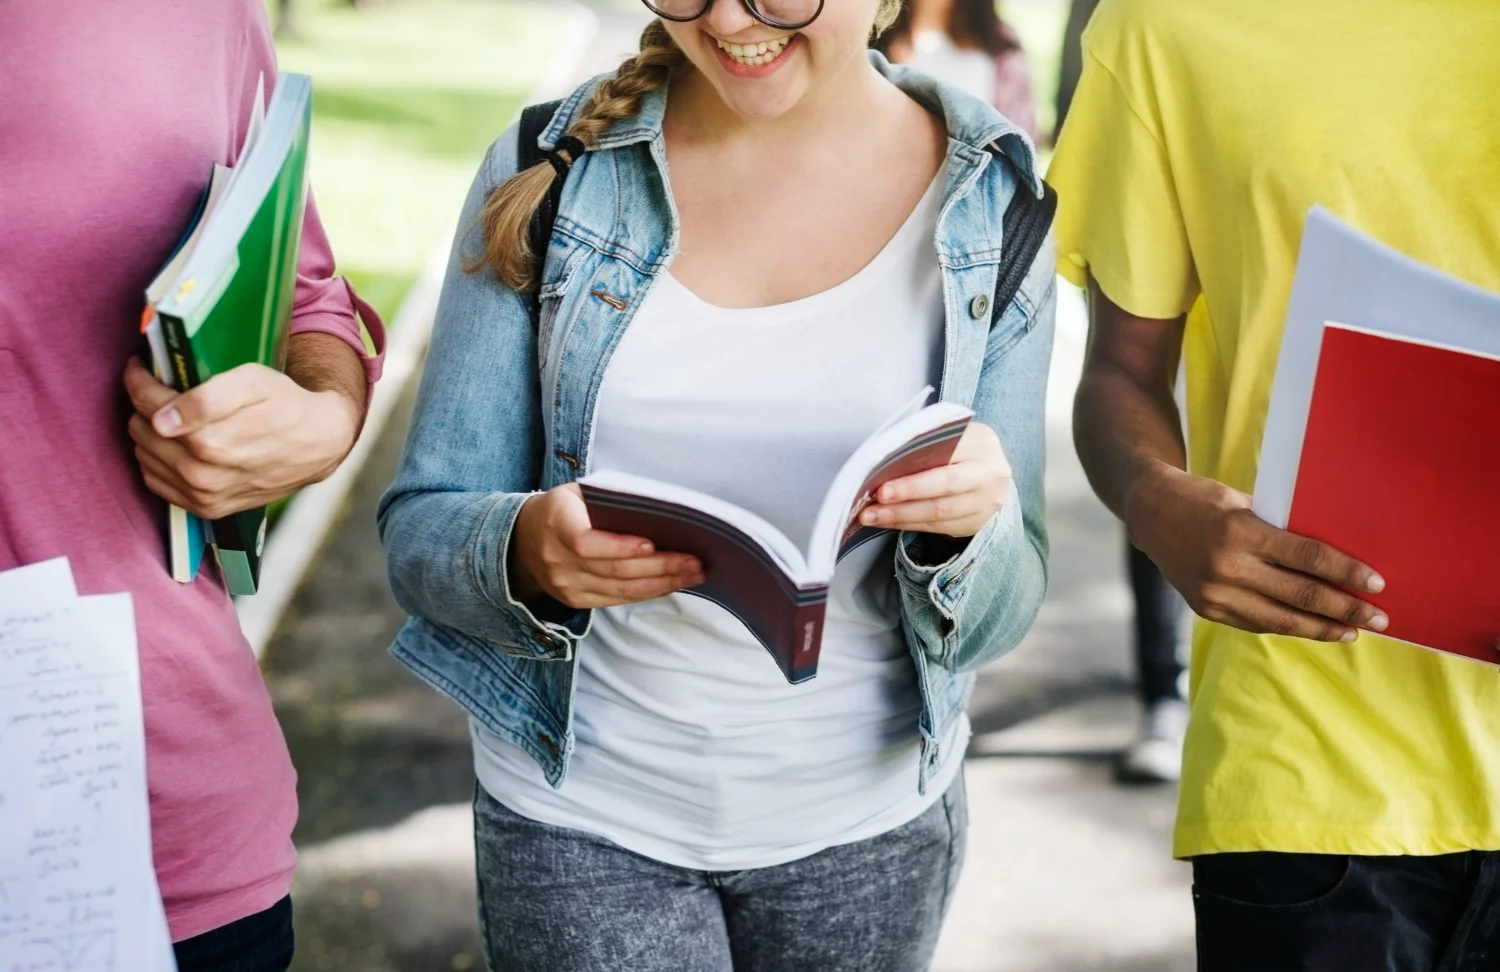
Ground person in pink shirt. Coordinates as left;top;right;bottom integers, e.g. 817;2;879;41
875;0;1037;142
0;3;384;969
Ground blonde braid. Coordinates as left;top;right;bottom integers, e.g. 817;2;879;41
471;19;688;292
872;0;902;37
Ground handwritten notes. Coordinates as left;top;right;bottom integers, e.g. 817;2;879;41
0;560;175;972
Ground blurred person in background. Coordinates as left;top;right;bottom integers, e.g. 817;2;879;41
0;4;383;971
875;0;1036;141
1051;0;1096;143
1056;0;1190;786
1050;0;1500;968
378;0;1057;965
1117;543;1186;782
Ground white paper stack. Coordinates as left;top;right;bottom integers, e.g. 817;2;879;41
0;559;176;971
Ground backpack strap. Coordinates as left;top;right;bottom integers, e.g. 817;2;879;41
518;99;566;318
991;179;1058;329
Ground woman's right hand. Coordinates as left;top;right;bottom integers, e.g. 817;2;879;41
508;484;704;609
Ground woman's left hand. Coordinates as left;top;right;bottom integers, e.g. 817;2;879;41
859;422;1012;539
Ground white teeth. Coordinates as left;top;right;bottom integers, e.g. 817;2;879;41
716;35;792;65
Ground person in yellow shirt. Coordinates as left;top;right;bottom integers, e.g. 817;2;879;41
1047;0;1500;968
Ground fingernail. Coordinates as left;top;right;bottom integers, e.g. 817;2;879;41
1366;574;1386;594
1340;630;1358;643
1368;614;1389;632
153;407;182;435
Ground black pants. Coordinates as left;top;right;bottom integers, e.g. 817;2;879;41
1194;852;1500;971
1128;542;1185;705
173;896;294;972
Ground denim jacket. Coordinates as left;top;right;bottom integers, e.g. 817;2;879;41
378;53;1057;794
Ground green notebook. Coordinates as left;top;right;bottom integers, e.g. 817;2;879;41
154;73;313;596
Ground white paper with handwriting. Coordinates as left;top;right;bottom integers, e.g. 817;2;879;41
0;559;176;972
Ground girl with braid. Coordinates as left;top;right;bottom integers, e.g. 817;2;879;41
379;0;1056;964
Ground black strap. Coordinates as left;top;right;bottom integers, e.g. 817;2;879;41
991;178;1058;328
519;99;566;315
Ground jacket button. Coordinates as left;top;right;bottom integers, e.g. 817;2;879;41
969;294;990;319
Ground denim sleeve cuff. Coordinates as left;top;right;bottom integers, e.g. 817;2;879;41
470;490;592;659
897;483;1018;597
895;481;1025;660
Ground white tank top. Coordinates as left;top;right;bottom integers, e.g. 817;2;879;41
472;175;968;870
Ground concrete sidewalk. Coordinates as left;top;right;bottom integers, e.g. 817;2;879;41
259;12;1194;971
930;283;1193;972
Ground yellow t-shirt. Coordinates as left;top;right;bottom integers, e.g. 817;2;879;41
1048;0;1500;858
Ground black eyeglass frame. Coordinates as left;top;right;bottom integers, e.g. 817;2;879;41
640;0;824;33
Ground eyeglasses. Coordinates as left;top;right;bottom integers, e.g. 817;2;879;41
641;0;823;32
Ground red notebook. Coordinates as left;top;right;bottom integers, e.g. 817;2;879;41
1286;324;1500;663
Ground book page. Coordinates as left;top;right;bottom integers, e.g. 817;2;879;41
807;402;973;576
0;571;176;971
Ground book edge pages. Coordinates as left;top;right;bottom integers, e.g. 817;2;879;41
579;469;810;581
157;74;311;324
145;164;235;306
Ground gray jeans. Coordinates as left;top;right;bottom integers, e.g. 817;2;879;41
473;777;968;972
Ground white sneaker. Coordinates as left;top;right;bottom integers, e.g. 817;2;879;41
1117;698;1188;783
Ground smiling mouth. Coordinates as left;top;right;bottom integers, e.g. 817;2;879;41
713;34;795;66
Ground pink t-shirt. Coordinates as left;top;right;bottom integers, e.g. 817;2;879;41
0;1;384;942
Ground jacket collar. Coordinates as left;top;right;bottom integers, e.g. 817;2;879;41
540;49;1042;197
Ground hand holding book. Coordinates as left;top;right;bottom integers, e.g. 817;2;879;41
564;393;978;682
858;421;1013;539
510;420;1006;616
1127;460;1387;645
510;483;706;610
123;345;361;521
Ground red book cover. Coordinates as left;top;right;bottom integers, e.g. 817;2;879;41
1286;324;1500;663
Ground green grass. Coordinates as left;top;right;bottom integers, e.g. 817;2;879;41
273;0;567;322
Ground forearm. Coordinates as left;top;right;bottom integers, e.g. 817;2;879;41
1072;364;1185;522
285;330;368;431
379;487;585;659
1072;278;1187;532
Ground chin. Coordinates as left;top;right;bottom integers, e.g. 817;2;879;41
716;83;803;120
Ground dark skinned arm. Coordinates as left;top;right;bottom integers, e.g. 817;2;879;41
1073;277;1388;644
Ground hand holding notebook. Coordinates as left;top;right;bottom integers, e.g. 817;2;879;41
1253;207;1500;663
136;71;315;594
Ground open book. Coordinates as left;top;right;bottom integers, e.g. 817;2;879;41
580;391;973;684
1254;207;1500;665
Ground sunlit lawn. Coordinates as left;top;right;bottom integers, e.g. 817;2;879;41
274;0;566;322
